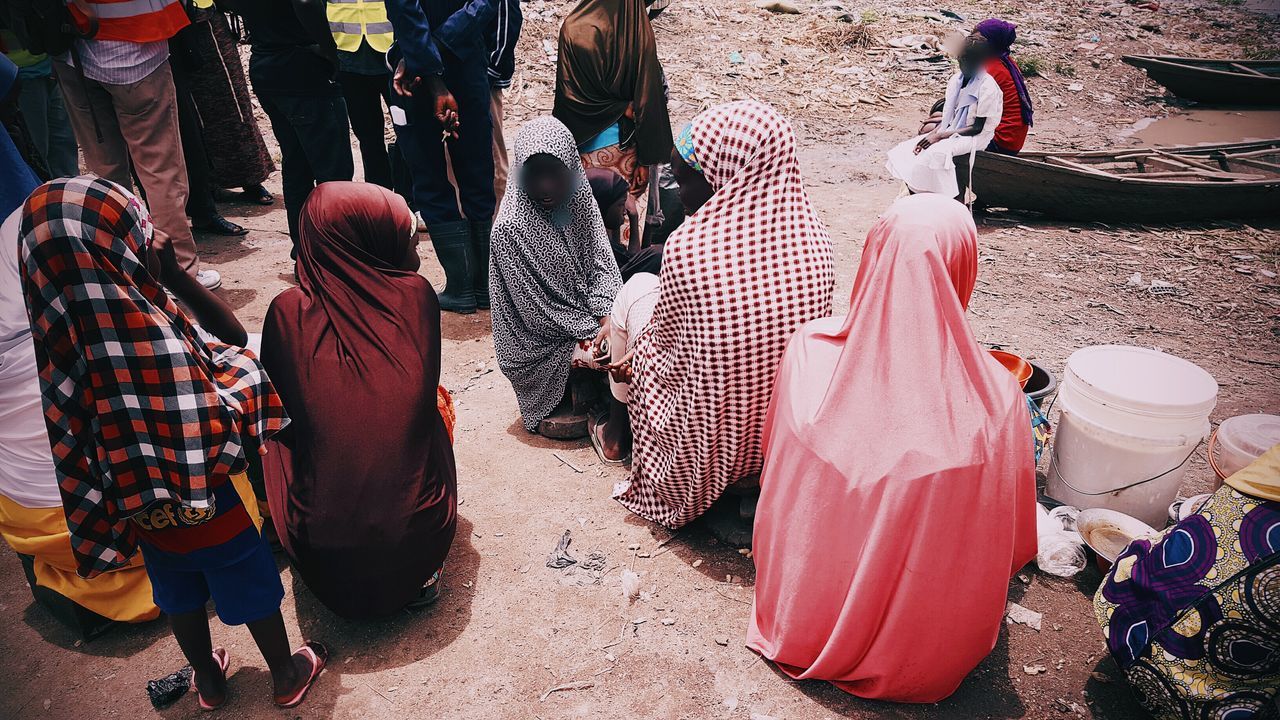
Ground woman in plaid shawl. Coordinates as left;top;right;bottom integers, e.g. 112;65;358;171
20;176;327;710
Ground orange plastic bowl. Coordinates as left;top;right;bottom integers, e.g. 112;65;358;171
989;350;1033;389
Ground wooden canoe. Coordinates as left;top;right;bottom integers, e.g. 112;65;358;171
1122;55;1280;105
957;140;1280;221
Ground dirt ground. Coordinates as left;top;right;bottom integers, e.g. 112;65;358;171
2;1;1278;718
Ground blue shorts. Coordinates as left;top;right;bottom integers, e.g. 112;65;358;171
141;532;284;626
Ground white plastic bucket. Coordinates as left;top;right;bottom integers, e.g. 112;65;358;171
1045;346;1218;527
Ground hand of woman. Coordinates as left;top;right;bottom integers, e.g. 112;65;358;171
915;131;941;154
606;350;634;384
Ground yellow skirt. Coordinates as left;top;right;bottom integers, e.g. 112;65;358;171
0;473;264;623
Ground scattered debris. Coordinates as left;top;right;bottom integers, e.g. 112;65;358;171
621;569;642;600
1005;602;1044;632
552;452;585;473
1024;664;1048;675
546;530;577;569
755;0;806;14
540;680;595;702
146;666;193;710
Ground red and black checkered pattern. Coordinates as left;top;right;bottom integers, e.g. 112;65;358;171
615;101;836;529
19;177;288;578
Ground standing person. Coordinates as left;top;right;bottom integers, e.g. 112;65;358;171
746;194;1038;703
972;19;1033;155
20;175;327;710
170;21;248;237
0;26;78;178
260;182;458;619
886;37;1001;200
385;0;497;315
218;0;354;250
328;0;395;189
51;0;222;289
555;0;672;249
609;100;835;529
183;0;277;205
487;0;521;209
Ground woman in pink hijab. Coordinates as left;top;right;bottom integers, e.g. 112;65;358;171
747;194;1038;703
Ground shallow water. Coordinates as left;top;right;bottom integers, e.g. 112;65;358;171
1120;107;1280;146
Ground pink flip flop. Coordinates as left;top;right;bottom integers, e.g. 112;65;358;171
196;647;230;711
274;641;328;709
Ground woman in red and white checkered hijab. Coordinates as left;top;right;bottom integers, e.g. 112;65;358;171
613;100;835;529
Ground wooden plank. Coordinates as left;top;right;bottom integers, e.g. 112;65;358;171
1231;63;1273;78
1044;156;1117;176
1218;146;1280;160
1153;150;1219;172
1229;156;1280;173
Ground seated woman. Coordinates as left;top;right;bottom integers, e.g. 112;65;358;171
608;100;835;529
260;182;457;620
747;194;1038;703
973;19;1034;155
887;37;1002;199
490;117;623;435
555;0;673;248
1095;445;1279;719
587;167;663;281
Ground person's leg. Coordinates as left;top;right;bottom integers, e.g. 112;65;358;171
338;72;392;188
391;82;473;311
42;80;80;178
257;92;318;249
16;77;52;167
208;534;323;705
52;62;132;187
446;63;496;225
593;273;660;460
173;74;221;226
283;91;355;237
170;608;227;705
490;86;509;211
103;62;202;276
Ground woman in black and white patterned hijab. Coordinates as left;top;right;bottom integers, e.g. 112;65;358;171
489;117;622;432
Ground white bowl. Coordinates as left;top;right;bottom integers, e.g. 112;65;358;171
1077;508;1159;563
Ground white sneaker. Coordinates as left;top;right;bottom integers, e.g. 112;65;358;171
196;269;222;290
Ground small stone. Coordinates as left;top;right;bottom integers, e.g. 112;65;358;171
1024;664;1048;675
661;618;677;626
715;636;730;646
628;543;640;551
692;559;703;568
632;617;648;625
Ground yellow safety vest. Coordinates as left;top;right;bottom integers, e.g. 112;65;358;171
327;0;395;54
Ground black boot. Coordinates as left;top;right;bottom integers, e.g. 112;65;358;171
428;220;476;314
471;220;492;310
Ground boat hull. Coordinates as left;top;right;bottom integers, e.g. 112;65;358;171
1123;56;1280;105
961;144;1280;221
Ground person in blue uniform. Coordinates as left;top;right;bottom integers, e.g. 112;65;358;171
385;0;496;315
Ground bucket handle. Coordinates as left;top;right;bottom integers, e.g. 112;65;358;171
1049;441;1203;497
1206;428;1228;482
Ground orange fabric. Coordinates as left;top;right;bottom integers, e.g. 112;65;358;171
71;0;190;43
0;493;159;622
438;386;456;443
985;59;1029;153
747;194;1038;702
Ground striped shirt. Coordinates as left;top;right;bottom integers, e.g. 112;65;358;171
63;38;169;85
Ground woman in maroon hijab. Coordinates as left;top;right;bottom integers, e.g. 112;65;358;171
260;182;457;619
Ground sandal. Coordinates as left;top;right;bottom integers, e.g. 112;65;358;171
406;568;443;609
192;215;249;237
244;185;275;206
274;641;328;709
587;414;630;466
196;647;230;711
